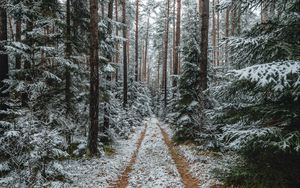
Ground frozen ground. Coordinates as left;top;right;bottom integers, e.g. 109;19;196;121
45;117;225;188
161;123;225;188
48;120;147;188
127;117;184;188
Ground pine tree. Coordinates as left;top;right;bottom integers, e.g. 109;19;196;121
87;0;100;156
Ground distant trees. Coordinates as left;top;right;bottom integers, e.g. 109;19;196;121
87;0;100;156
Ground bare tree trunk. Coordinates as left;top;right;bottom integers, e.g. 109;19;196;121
231;1;236;36
157;52;161;89
216;0;220;66
65;0;72;144
102;0;114;144
115;0;119;82
15;19;21;69
135;0;139;81
173;0;181;87
212;0;216;66
225;7;230;65
87;0;100;156
163;0;170;107
122;0;128;107
8;16;14;40
140;40;143;81
199;0;209;90
144;17;150;83
0;1;8;99
261;0;268;24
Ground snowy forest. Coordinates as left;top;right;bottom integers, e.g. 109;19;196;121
0;0;299;187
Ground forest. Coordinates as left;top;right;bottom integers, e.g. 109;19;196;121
0;0;299;187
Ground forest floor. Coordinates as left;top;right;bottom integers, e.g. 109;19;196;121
55;116;224;188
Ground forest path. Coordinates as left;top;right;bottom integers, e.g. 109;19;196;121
110;116;199;188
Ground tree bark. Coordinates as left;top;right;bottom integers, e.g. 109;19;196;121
173;0;181;87
102;0;114;144
65;0;72;117
212;0;216;66
122;0;128;108
15;19;21;69
87;0;100;156
199;0;209;90
163;0;170;107
144;17;150;83
65;0;72;144
216;0;220;66
0;1;8;98
261;0;268;24
115;0;119;82
225;7;230;65
135;0;139;82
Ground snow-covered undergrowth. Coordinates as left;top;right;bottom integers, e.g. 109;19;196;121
47;121;146;188
127;117;184;188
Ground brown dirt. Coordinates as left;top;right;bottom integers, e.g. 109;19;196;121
158;124;200;188
109;123;148;188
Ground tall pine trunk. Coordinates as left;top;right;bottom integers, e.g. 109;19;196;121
65;0;72;144
199;0;209;90
87;0;100;156
173;0;181;87
102;0;114;144
0;2;8;85
144;17;150;83
135;0;139;82
122;0;128;108
163;0;170;107
65;0;72;117
0;1;8;112
15;19;21;69
115;0;119;82
212;0;216;66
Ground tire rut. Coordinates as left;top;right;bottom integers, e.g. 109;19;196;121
158;124;199;188
109;123;148;188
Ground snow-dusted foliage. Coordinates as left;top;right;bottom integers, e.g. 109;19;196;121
207;1;300;187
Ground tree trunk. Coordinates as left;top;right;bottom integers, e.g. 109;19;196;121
163;0;170;107
65;0;72;116
141;40;144;81
231;1;236;36
135;0;139;82
144;17;150;83
199;0;209;90
15;19;21;69
122;0;128;108
212;0;216;66
225;7;230;65
261;0;268;24
0;1;8;99
115;0;119;82
87;0;100;156
216;0;220;66
65;0;72;144
102;0;114;144
173;0;181;87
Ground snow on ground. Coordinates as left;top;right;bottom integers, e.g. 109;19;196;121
127;117;184;188
51;119;148;188
161;123;225;188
